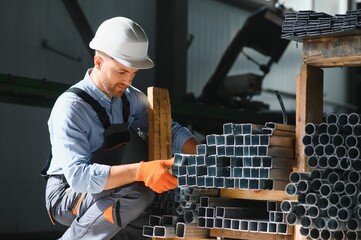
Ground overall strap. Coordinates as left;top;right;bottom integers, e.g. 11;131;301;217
66;87;130;128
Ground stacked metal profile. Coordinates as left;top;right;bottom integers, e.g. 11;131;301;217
143;188;216;238
281;9;361;42
282;113;361;240
173;122;295;191
197;197;293;235
143;121;296;238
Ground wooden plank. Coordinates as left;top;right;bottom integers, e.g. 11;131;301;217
268;146;294;159
295;64;323;172
302;34;361;67
220;189;297;201
148;87;172;160
270;157;297;170
269;136;295;148
210;229;294;240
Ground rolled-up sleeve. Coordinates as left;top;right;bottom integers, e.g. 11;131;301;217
171;121;194;154
48;95;110;193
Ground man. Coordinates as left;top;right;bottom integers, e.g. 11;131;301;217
44;17;199;239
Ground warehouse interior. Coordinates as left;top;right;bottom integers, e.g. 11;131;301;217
1;0;361;239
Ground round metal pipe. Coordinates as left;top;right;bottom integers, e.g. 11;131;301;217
348;171;360;184
306;193;320;205
348;112;361;125
324;144;335;157
337;113;348;126
335;145;347;158
300;215;314;228
311;179;327;193
315;217;328;230
339;157;352;171
339;195;354;209
311;135;320;146
326;113;338;124
286;212;299;225
318;122;328;134
308;156;319;168
345;182;357;196
320;184;332;197
299;226;309;237
305;123;318;136
319;197;331;210
318;156;328;168
184;209;198;224
327;218;346;231
327;205;338;218
315;145;325;157
342;124;353;136
346;218;361;231
311;169;329;180
294;204;307;218
304;145;315;157
297;180;310;194
289;171;311;183
302;135;312;146
345;231;361;240
333;180;345;194
320;229;332;240
308;205;320;219
348;147;360;160
337;208;352;222
345;135;359;148
285;183;297;196
332;134;344;146
327;155;339;169
329;192;340;206
333;230;345;240
298;193;306;204
327;123;340;135
327;172;341;185
280;200;298;213
353;125;361;136
309;227;320;239
319;133;331;145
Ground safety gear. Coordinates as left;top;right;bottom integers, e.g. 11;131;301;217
136;159;178;193
89;17;154;69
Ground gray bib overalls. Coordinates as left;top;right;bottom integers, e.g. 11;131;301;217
44;88;153;239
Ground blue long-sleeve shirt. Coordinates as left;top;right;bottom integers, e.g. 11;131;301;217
47;69;193;193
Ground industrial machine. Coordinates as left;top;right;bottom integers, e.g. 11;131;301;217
199;4;290;110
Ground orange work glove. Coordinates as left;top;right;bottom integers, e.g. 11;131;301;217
136;159;178;193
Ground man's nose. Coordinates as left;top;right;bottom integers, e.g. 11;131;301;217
123;75;134;86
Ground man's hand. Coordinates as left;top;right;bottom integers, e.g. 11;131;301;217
136;159;178;193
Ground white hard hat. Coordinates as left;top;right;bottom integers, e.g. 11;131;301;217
89;17;154;69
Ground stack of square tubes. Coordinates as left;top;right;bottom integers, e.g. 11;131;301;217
143;121;296;238
282;112;361;240
143;188;216;238
173;122;295;191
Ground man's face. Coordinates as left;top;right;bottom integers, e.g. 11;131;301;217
95;52;138;98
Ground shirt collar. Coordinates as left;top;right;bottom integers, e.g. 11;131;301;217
83;68;112;103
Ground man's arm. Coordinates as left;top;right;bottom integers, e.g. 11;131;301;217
104;163;139;190
105;160;177;193
104;137;199;191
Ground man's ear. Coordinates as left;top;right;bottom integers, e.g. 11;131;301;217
94;54;103;69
